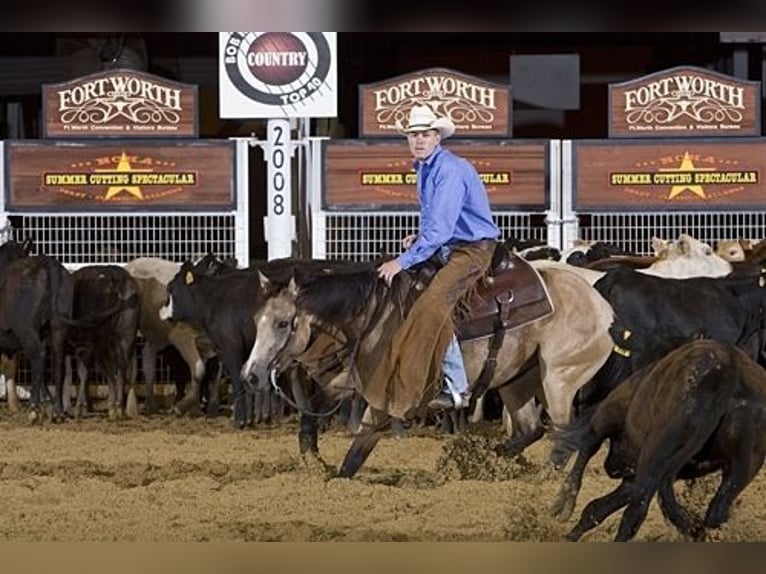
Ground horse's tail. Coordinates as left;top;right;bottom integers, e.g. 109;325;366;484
550;405;597;467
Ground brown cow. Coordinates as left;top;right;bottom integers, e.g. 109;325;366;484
552;339;766;541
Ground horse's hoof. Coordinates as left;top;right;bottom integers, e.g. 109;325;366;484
336;467;354;479
391;419;408;439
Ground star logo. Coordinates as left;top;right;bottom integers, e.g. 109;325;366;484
658;151;716;199
95;151;153;199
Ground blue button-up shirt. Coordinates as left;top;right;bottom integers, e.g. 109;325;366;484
398;145;500;270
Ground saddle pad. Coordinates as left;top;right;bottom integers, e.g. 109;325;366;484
457;254;554;341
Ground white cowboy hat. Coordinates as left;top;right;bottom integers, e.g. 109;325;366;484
396;105;456;139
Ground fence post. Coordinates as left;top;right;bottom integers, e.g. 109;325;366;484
559;139;579;251
306;137;329;259
545;139;564;250
233;137;250;267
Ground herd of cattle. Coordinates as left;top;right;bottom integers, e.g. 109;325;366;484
1;232;766;541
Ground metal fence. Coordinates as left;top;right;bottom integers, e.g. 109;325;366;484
0;138;252;400
307;138;560;260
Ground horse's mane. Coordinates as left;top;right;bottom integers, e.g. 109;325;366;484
295;261;387;324
257;257;385;288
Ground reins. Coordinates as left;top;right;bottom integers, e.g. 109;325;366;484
268;369;346;418
266;309;355;418
264;273;399;419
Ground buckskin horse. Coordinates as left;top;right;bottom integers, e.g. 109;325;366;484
240;250;616;478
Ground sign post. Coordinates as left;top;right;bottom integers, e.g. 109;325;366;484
219;32;337;261
265;118;294;259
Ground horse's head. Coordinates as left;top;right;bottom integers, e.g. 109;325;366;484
240;278;314;392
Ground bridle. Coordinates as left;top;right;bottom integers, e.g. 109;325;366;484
261;277;398;418
262;304;354;418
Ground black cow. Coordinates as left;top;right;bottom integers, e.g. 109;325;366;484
160;262;269;428
504;238;561;262
0;254;74;421
552;339;766;541
565;242;637;267
161;256;369;432
527;265;766;469
0;239;35;412
590;267;766;396
65;265;140;420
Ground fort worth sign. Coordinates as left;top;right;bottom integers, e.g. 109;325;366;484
42;68;198;138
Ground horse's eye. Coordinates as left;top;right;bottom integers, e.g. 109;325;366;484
277;320;290;330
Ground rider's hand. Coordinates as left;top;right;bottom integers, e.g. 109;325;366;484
402;234;417;249
377;259;402;286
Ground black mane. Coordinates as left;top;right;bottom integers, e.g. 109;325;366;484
295;264;385;325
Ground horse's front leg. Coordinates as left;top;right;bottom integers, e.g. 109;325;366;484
288;367;319;456
337;406;389;478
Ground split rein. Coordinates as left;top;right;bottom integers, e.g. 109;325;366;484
268;369;346;418
266;320;356;419
266;278;396;419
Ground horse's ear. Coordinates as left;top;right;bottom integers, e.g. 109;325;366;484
294;266;311;287
288;277;300;298
258;270;271;292
21;237;33;254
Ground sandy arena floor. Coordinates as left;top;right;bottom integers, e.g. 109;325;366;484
0;405;764;542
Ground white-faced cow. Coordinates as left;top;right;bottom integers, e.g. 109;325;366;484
159;262;269;428
125;257;220;416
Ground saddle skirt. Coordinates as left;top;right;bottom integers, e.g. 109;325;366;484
455;248;554;342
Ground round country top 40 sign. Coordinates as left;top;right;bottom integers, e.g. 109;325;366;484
219;32;337;118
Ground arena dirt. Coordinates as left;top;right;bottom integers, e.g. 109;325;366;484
0;407;764;541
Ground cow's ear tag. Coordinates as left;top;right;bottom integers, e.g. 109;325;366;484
185;271;194;285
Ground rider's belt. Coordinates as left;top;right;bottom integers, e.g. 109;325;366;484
451;239;497;251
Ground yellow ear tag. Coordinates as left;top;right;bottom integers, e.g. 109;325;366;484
623;329;632;340
613;345;631;357
185;271;194;285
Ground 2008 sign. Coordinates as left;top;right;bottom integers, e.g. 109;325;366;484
270;122;287;215
265;117;293;259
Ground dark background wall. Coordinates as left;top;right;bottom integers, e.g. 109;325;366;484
0;32;760;139
0;32;762;258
